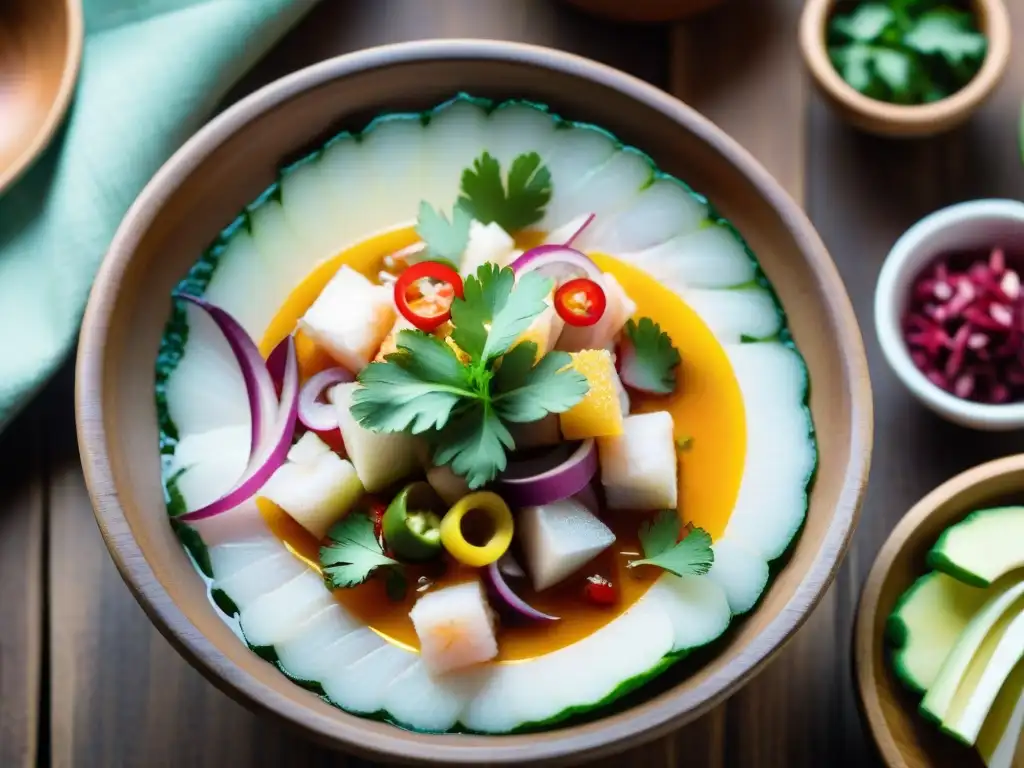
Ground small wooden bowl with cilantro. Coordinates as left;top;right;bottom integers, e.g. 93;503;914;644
799;0;1011;137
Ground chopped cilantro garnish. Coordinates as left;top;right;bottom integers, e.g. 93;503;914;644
627;510;714;578
618;317;681;395
414;200;472;268
828;1;987;105
458;151;552;232
320;512;401;589
351;264;588;488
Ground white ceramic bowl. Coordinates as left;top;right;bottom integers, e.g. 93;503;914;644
875;199;1024;430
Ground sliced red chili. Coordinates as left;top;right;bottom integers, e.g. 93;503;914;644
394;261;464;332
555;277;607;327
583;574;616;606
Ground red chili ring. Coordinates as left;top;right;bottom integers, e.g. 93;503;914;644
393;260;465;332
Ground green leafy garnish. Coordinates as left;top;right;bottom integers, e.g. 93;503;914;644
320;513;400;589
458;151;552;232
627;510;714;578
414;201;472;267
675;436;693;452
352;264;589;488
618;317;681;395
828;1;987;105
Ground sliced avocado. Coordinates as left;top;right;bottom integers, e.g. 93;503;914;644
941;610;1024;745
976;662;1024;768
927;507;1024;588
886;572;992;694
921;579;1024;724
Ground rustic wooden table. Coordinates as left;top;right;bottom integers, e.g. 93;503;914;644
3;0;1024;765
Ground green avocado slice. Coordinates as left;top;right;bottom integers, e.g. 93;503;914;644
927;507;1024;588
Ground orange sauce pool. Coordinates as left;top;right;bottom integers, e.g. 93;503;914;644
257;227;746;661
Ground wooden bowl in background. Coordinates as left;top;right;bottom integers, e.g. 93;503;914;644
75;40;872;764
855;455;1024;767
799;0;1011;138
0;0;83;195
562;0;724;23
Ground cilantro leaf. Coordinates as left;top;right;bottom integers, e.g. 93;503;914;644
618;317;681;395
350;332;476;434
494;348;589;422
414;201;472;268
904;10;986;65
432;401;515;489
831;3;896;43
627;510;714;578
458;151;552;232
827;1;985;106
450;264;553;362
320;513;400;588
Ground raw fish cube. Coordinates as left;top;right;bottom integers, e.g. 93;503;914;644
559;349;625;439
329;382;421;492
298;265;395;372
261;437;364;539
598;411;678;510
519;498;616;591
461;220;516;276
409;581;498;675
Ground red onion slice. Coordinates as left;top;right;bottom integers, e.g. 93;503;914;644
496;440;597;508
175;293;278;449
298;367;353;431
509;244;602;284
484;560;559;623
179;336;299;522
562;213;596;248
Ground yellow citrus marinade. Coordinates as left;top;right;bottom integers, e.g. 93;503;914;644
257;227;746;662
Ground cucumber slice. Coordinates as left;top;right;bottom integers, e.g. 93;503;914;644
886;572;994;694
706;534;771;615
238;570;334;648
543;148;653;233
942;609;1024;745
683;286;783;344
213;551;308;612
922;580;1024;723
576;178;708;254
322;644;418;715
722;343;815;562
977;663;1024;768
275;604;363;683
208;538;282;582
381;661;483;733
623;224;757;290
485;101;559;169
928;507;1024;588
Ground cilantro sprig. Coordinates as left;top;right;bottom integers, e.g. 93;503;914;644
828;0;987;105
320;512;401;589
459;151;552;232
627;510;714;578
351;263;589;488
413;201;472;268
618;317;681;395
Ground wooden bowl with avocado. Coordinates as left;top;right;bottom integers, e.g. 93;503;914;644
855;455;1024;768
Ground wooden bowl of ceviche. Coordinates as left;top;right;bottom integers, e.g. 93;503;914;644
76;40;872;764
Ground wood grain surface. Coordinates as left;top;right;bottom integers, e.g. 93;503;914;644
3;0;1022;765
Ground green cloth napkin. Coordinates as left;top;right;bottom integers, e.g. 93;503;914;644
0;0;320;432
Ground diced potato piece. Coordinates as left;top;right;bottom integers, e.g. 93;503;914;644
409;581;498;675
559;349;625;439
298;265;395;371
557;273;637;353
329;382;421;492
461;220;516;277
519;499;616;591
260;433;364;539
598;411;678;510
